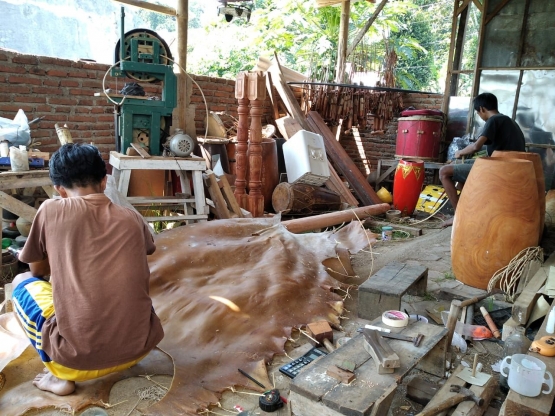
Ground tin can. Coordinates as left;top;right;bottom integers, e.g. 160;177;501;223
382;226;393;240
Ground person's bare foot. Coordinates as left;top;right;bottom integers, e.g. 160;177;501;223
441;217;454;228
33;371;75;396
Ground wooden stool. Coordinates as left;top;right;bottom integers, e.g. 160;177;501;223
358;262;428;320
109;151;208;223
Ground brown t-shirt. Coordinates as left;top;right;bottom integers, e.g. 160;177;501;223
19;193;164;370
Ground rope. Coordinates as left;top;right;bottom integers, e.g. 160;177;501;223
487;246;543;302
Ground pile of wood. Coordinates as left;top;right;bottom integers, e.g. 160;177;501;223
301;84;403;130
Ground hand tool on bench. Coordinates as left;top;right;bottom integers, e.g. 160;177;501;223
456;353;491;386
445;289;503;353
416;385;484;416
357;326;424;347
362;328;400;374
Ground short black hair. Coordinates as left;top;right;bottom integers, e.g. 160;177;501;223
49;143;107;188
473;93;498;112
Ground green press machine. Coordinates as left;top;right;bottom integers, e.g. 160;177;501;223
110;7;177;156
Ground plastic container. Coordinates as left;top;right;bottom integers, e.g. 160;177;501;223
546;308;555;334
9;146;29;172
501;354;553;397
283;130;330;186
381;226;393;241
500;326;531;392
0;141;8;157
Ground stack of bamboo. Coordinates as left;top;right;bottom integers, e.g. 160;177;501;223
301;85;403;131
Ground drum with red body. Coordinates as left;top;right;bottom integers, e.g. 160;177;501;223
396;115;443;161
393;159;425;216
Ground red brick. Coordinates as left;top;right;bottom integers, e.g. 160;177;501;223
96;115;113;122
46;69;69;77
29;67;46;76
34;105;53;113
0;104;33;113
33;86;63;95
54;106;71;113
67;70;89;78
42;79;61;87
39;57;75;67
60;79;80;87
93;137;115;144
69;88;97;96
12;55;39;65
75;107;93;113
91;107;110;114
78;99;94;106
16;96;46;103
48;97;78;106
81;79;101;88
28;130;52;138
0;65;26;74
0;53;8;61
80;62;109;71
9;76;41;85
71;115;96;122
93;130;113;137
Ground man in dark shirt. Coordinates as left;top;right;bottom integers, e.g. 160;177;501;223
439;92;525;226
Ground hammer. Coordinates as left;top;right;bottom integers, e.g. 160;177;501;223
416;385;483;416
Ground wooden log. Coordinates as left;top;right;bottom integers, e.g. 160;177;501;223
307;111;382;206
362;328;400;374
275;115;303;140
282;203;390;234
326;365;355;384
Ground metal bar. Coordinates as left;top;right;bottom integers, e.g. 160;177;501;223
287;81;439;95
512;70;524;120
516;0;532;68
111;0;176;16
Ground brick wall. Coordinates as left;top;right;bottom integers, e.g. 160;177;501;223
339;92;444;178
0;49;272;160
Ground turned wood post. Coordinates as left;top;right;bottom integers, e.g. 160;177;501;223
234;72;249;209
247;71;266;217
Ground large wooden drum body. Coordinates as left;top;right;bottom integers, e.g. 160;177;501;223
491;151;545;242
272;183;341;214
396;116;442;161
452;157;540;289
392;159;425;216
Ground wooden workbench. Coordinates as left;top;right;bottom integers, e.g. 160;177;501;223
109;151;209;223
289;318;447;416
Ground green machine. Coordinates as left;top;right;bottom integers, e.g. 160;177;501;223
110;8;177;156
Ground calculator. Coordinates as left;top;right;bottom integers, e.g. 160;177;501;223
279;347;327;378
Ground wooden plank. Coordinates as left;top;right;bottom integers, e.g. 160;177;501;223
406;377;440;406
130;143;152;158
421;365;497;416
0;191;38;222
360;262;428;295
127;197;196;204
307;111;382;206
512;251;555;324
143;215;206;222
504;304;555;416
0;170;52;191
204;172;231;219
291;319;446;416
109;151;205;171
275;116;304;140
266;62;357;207
219;175;243;218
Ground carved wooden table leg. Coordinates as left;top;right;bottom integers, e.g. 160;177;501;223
247;71;266;218
234;71;249;209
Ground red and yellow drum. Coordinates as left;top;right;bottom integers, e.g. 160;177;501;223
393;159;425;216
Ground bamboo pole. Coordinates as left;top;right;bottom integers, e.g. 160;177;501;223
335;1;351;84
176;0;188;131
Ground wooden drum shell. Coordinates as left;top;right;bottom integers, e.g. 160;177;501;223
392;159;425;216
452;157;540;289
272;183;341;214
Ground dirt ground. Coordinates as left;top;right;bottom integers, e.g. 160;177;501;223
5;217;550;416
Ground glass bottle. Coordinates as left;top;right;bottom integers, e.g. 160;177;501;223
500;326;531;393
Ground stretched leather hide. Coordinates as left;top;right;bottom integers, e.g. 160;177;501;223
147;217;371;414
0;217;372;415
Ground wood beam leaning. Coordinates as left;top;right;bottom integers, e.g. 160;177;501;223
111;0;176;15
346;0;388;58
485;0;510;25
